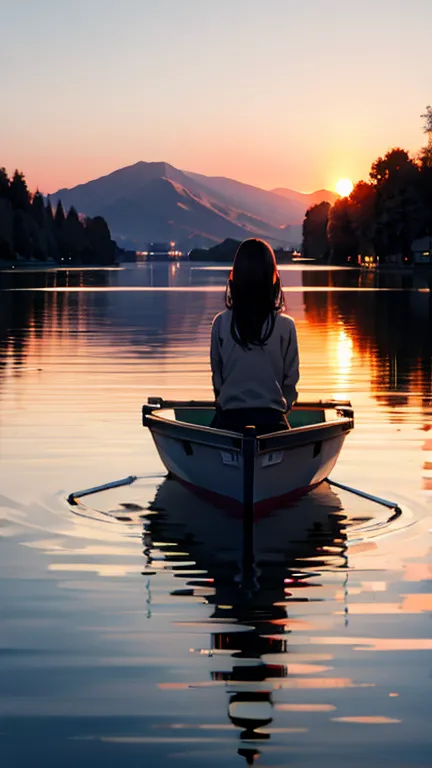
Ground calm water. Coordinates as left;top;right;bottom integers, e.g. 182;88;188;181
0;262;431;768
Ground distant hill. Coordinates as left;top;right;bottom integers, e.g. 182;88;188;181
272;187;338;206
183;170;309;226
50;162;330;250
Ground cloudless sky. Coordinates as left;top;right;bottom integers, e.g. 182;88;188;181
1;0;431;193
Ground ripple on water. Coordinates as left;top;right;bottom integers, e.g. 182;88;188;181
1;263;431;766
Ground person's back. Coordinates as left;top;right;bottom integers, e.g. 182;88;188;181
210;239;299;434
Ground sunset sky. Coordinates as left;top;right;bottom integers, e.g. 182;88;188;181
1;0;431;194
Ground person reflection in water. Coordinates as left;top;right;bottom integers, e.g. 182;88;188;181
210;238;299;434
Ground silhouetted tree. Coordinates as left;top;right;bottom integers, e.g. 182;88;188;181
31;191;46;228
370;148;415;186
327;197;357;263
85;216;116;264
298;110;432;268
0;167;117;264
418;110;432;235
421;105;432;137
9;170;31;211
0;167;9;198
65;206;86;261
348;181;377;257
370;149;422;262
13;210;33;259
53;199;70;261
54;199;66;228
45;196;54;223
420;161;432;233
302;202;330;260
0;198;14;259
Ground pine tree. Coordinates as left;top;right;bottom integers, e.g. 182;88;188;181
54;199;66;228
45;196;54;223
65;206;86;261
66;206;80;225
0;167;9;198
9;170;31;211
32;191;46;227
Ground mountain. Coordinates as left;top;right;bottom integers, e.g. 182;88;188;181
94;176;288;248
183;170;309;226
50;162;330;250
272;187;338;206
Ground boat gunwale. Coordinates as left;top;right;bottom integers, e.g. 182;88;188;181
142;400;354;454
147;397;353;410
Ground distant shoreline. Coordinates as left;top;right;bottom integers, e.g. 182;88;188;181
0;260;122;272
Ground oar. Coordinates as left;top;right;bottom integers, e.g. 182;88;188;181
67;475;137;505
327;478;402;517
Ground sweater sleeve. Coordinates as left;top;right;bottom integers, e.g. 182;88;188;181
282;320;299;410
210;315;222;398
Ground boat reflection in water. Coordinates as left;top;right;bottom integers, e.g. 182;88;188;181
144;478;353;764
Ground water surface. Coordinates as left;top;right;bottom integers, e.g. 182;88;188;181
1;263;431;767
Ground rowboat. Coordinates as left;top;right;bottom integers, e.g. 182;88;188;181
142;397;354;516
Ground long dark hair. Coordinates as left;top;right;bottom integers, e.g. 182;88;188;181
225;238;285;348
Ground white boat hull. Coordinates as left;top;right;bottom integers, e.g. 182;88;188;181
142;399;354;515
152;430;346;512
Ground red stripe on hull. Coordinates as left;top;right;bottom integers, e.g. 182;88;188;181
169;472;323;520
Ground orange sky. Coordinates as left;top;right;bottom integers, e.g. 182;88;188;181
1;1;431;194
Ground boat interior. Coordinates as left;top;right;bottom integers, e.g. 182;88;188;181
166;406;328;429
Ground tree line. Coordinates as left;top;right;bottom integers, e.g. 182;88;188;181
0;168;116;265
302;108;432;264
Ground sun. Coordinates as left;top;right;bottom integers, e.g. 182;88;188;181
336;178;354;197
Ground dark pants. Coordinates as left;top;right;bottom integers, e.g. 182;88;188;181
211;407;289;435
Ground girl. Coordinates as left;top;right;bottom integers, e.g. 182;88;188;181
210;238;299;434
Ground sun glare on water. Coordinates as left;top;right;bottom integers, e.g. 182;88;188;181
336;178;354;197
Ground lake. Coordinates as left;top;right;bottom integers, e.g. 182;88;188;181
0;262;431;768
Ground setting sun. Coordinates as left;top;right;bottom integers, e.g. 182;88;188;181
336;178;354;197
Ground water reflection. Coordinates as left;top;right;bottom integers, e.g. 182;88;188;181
1;265;431;419
144;478;352;760
1;263;432;766
0;266;216;382
0;269;111;378
303;269;432;413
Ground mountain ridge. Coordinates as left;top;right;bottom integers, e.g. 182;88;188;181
271;186;338;206
50;161;334;250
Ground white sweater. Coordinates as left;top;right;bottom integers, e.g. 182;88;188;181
210;310;299;412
